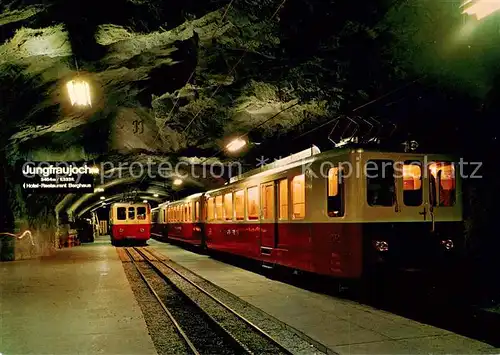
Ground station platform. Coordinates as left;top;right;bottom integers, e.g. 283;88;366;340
2;237;498;355
149;240;499;355
0;237;156;355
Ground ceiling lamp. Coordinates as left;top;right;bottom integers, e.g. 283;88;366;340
226;138;247;152
66;79;91;107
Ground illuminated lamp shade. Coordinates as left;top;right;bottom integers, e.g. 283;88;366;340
462;0;500;20
66;79;91;107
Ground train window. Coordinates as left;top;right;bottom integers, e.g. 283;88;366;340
247;186;259;220
234;190;245;220
224;193;233;220
128;207;135;220
188;204;192;222
117;207;126;220
278;179;288;220
184;205;188;222
366;160;395;207
215;196;223;220
137;207;147;220
261;183;275;220
429;162;456;207
292;175;305;219
403;162;423;206
195;201;200;221
207;198;215;221
327;167;344;217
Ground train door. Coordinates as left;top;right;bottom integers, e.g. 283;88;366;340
398;158;430;222
260;182;277;254
398;158;458;224
426;161;459;223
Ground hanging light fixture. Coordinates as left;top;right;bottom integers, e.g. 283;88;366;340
67;57;92;107
66;79;91;107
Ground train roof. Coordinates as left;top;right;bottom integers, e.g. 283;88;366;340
110;202;150;207
156;145;457;203
206;146;456;195
164;192;204;207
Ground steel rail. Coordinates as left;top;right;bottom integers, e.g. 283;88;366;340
131;247;253;354
123;248;200;355
134;247;293;355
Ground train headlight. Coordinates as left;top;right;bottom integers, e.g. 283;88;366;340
119;228;124;233
374;240;389;252
441;239;454;250
140;228;145;232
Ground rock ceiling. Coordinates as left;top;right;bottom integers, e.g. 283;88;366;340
1;0;337;214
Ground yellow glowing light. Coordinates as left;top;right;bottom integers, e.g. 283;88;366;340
100;196;105;200
94;187;104;193
462;0;500;20
66;79;91;107
226;138;247;152
89;166;99;174
173;178;183;186
143;200;148;203
153;193;159;197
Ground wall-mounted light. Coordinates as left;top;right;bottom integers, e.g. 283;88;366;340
143;200;148;203
66;79;91;107
462;0;500;20
173;178;183;186
94;187;104;193
153;194;159;197
100;196;105;200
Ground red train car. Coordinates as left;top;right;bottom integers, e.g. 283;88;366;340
163;193;204;245
109;202;151;246
160;146;463;278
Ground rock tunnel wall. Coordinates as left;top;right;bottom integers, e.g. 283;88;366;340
0;158;58;261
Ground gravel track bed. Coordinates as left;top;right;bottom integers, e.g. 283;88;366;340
122;263;190;355
136;262;239;355
160;259;328;355
152;261;289;354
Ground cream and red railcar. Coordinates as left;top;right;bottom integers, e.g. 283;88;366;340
109;202;151;245
163;193;204;245
165;146;463;278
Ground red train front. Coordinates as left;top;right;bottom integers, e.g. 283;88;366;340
109;202;151;246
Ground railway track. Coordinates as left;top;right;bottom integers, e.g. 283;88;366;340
122;246;292;355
